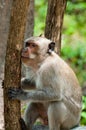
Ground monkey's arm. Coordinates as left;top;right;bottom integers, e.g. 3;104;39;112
21;78;36;90
8;87;62;102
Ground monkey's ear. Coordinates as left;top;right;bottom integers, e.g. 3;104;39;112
48;42;55;51
39;34;45;37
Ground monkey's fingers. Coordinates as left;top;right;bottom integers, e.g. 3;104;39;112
8;89;17;99
8;88;22;99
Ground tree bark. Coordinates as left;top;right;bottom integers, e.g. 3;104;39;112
0;0;13;75
24;0;34;39
45;0;67;54
4;0;30;130
22;0;34;77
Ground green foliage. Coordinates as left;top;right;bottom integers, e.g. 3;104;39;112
66;1;86;14
81;97;86;125
34;0;47;36
61;41;86;84
62;1;86;86
65;1;86;37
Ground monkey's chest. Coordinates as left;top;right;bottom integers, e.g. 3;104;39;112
35;70;42;88
35;76;44;89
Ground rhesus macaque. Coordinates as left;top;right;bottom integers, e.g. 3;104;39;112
8;36;82;130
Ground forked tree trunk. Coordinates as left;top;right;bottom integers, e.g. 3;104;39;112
4;0;30;130
45;0;67;54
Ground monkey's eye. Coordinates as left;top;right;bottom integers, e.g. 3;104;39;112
25;42;30;47
31;44;36;48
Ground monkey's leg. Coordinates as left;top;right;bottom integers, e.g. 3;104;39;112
48;102;67;130
24;102;39;130
24;102;47;130
20;118;49;130
36;103;48;125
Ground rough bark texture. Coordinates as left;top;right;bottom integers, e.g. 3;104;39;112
45;0;67;54
0;0;13;75
22;0;34;77
4;0;30;130
24;0;34;39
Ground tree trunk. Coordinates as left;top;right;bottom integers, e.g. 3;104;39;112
4;0;30;130
24;0;34;39
0;0;13;75
22;0;34;77
45;0;67;54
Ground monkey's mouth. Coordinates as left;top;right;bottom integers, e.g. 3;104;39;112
21;55;29;59
21;50;30;58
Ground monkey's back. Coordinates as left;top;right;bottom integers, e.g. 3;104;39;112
38;52;82;111
54;53;82;107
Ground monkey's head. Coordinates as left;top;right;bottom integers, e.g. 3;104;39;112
21;36;55;67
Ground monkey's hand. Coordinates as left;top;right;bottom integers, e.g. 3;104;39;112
8;88;27;100
21;78;35;90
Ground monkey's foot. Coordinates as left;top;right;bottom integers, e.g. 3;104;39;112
19;118;49;130
19;118;27;130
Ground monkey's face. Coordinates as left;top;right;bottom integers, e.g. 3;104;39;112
21;40;38;67
21;36;55;67
22;41;39;59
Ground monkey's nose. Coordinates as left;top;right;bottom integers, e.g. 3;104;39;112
21;47;30;58
22;48;28;53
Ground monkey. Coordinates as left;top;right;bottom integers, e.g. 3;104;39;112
8;36;82;130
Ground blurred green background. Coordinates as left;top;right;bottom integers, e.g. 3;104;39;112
34;0;86;125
